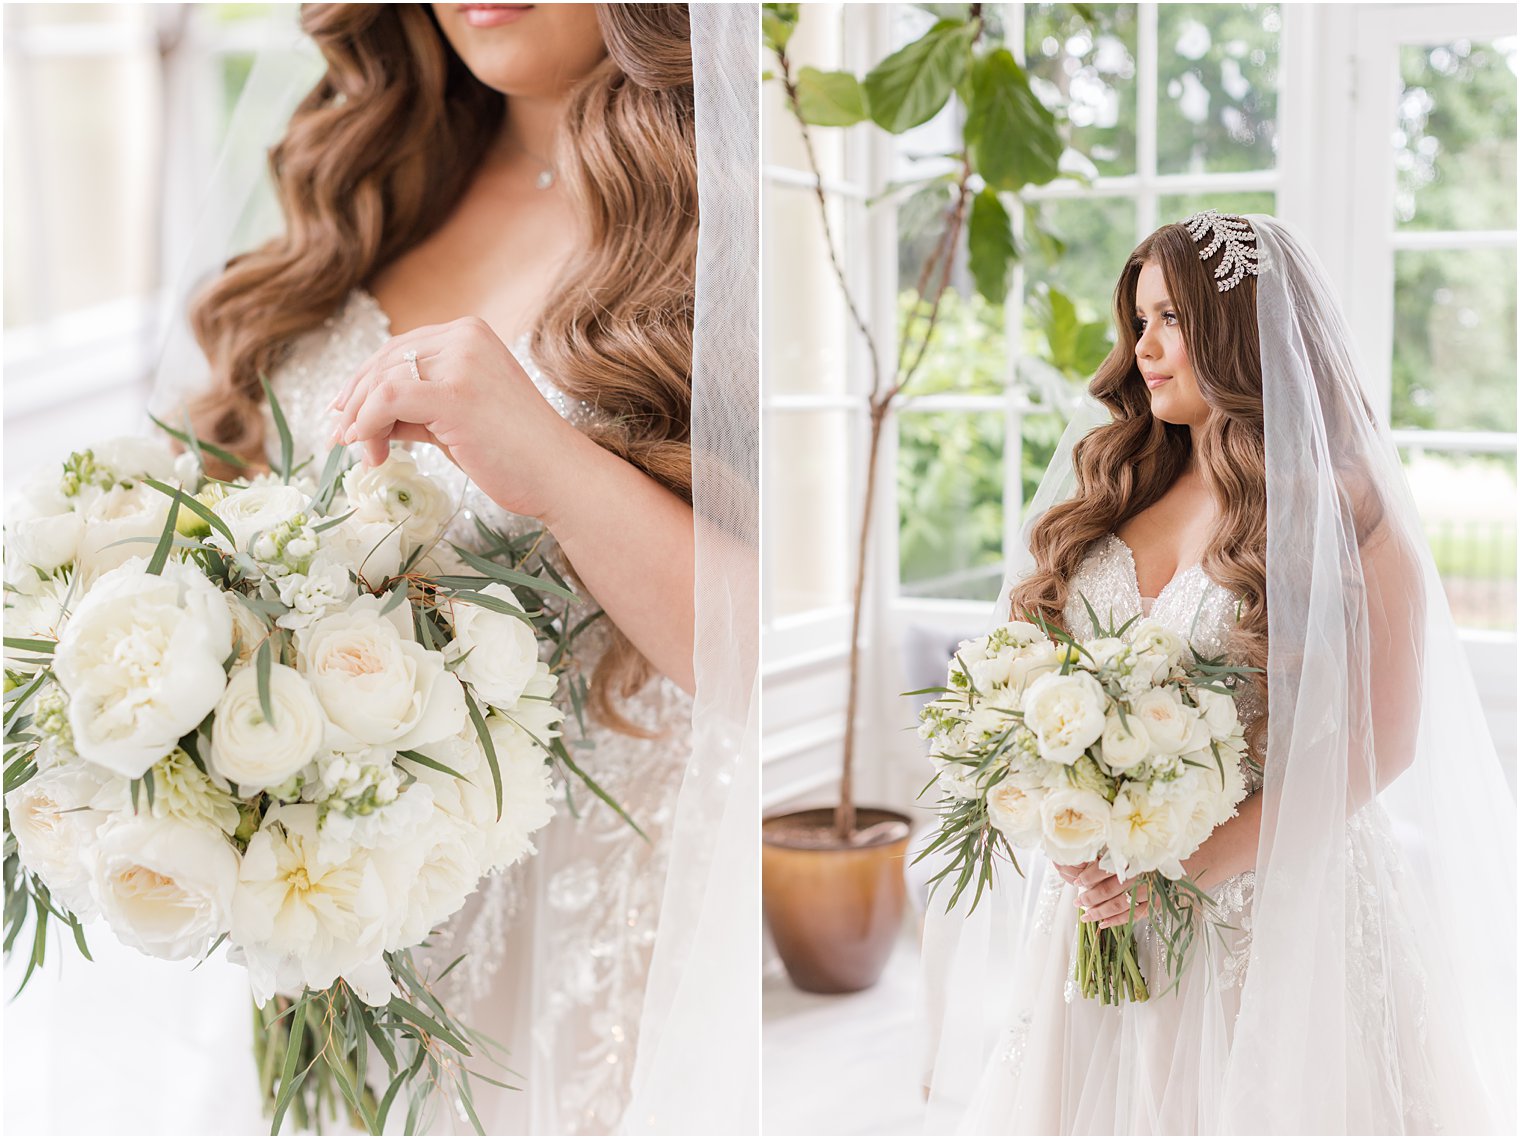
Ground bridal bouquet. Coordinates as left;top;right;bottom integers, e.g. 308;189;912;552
914;603;1258;1004
3;401;615;1133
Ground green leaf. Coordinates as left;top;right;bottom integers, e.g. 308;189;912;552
463;690;502;822
140;478;237;550
796;66;869;126
448;544;578;602
967;188;1017;304
552;737;649;842
2;638;55;656
863;17;978;134
443;590;538;626
387;996;472;1055
761;3;799;55
144;487;182;576
259;375;294;483
270;997;310;1135
964;48;1063;190
255;638;276;729
397;749;472;784
148;413;254;472
311;444;349;514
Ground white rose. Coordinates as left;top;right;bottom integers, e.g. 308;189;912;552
275;561;358;632
1105;787;1185;880
341;450;454;546
1039;787;1111;864
444;583;541;710
1100;709;1151;771
231;804;415;1006
210;663;327;791
298;595;466;751
5;764;125;919
986;779;1045;847
1022;672;1107;765
75;483;174;580
1130;687;1199;756
1193;686;1241;742
90;814;238;961
55;559;232;778
91;436;178;483
210;484;307;556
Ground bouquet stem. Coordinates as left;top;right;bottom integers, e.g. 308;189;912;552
1074;919;1149;1004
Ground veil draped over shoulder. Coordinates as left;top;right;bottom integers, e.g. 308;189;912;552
923;215;1515;1134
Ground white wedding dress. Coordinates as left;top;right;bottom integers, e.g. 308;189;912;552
265;289;694;1135
952;533;1486;1135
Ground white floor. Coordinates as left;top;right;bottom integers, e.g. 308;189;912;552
761;926;927;1136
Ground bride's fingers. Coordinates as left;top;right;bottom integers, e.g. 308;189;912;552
329;325;453;412
345;377;442;449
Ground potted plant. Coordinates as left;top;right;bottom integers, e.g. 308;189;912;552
760;2;1095;992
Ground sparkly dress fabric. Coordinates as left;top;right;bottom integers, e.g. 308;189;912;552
955;533;1454;1136
264;290;694;1135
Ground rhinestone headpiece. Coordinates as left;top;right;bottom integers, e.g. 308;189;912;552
1184;209;1259;292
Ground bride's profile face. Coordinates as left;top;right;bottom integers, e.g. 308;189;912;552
1132;260;1210;428
430;4;607;97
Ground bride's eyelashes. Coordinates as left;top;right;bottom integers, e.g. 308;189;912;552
1132;311;1179;334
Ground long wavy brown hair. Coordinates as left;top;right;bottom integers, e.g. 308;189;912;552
1008;221;1273;758
186;3;696;734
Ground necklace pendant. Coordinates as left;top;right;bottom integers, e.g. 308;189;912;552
536;168;556;191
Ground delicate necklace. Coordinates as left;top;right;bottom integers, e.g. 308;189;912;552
501;133;557;190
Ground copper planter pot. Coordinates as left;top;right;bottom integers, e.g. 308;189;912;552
761;806;912;994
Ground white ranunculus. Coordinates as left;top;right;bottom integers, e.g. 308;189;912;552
209;484;307;556
341;450;454;546
55;559;233;778
444;583;541;710
231;804;416;1006
74;483;174;580
323;517;406;586
1193;686;1241;741
1127;618;1187;687
89;814;238;960
1130;687;1198;756
298;595;466;751
1085;637;1129;672
987;780;1045;847
1039;787;1111;864
1105;787;1185;880
993;620;1046;647
1100;708;1151;770
275;560;358;632
210;663;327;791
1022;671;1107;765
5;764;126;919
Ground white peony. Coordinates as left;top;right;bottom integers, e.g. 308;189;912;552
297;594;466;751
1038;787;1111;864
1105;787;1185;880
1130;687;1201;756
389;812;485;951
1127;618;1187;686
90;436;178;484
5;764;126;919
1099;708;1152;771
1021;671;1107;765
74;482;174;581
968;654;1014;692
341;450;454;546
210;663;327;791
3;577;73;674
6;494;84;573
986;779;1046;847
209;484;308;557
55;559;232;778
231;804;416;1006
89;814;239;961
444;583;542;710
1193;686;1242;742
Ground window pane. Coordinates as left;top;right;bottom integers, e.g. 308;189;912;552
766;185;854;397
1392;248;1517;433
1156;3;1280;175
766;410;853;620
1157;191;1275;226
1025;4;1139;178
1400;448;1517;632
3;51;158;328
1022;196;1137;321
1395;38;1518;232
898;411;1005;601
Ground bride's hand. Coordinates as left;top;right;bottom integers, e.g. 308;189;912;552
1070;864;1151;930
326;316;583;521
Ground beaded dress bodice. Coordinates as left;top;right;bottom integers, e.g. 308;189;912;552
263;289;693;1134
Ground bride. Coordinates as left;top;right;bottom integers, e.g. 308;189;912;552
922;212;1516;1134
8;3;755;1135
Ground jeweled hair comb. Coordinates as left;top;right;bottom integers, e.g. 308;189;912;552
1184;209;1259;292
